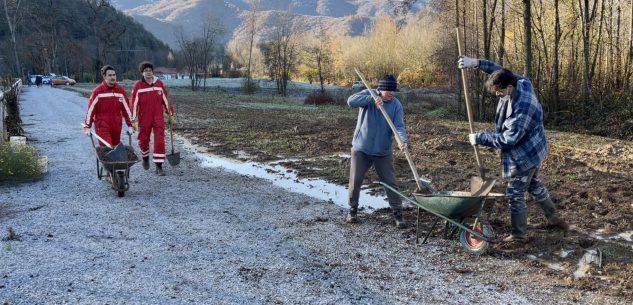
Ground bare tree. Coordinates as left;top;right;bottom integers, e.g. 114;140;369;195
175;26;203;91
2;0;22;77
553;0;561;111
245;0;261;84
578;0;599;99
199;12;225;90
85;0;117;82
262;10;301;96
497;0;506;65
523;0;532;78
309;21;332;93
625;1;633;89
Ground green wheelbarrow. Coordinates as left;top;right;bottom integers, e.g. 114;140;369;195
381;182;503;254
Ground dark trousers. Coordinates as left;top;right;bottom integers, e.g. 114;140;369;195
348;150;402;210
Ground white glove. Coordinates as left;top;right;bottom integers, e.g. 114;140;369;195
458;56;479;69
468;133;477;145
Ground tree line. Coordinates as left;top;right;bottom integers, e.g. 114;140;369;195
223;0;633;138
2;0;631;138
0;0;170;82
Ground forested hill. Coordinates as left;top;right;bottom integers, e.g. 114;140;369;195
0;0;171;81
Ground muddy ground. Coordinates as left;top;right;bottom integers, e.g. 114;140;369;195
167;87;633;299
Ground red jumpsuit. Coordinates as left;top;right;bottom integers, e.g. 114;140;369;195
84;82;133;147
131;79;174;164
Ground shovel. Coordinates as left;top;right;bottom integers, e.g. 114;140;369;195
89;130;128;162
353;68;432;194
456;28;496;197
166;119;180;166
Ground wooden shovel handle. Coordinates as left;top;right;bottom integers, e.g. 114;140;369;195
169;120;175;154
353;68;423;191
455;28;486;179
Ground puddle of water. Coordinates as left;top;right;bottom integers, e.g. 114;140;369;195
591;229;633;243
179;136;390;210
558;248;573;258
547;263;564;271
526;254;566;272
617;231;633;242
573;250;600;280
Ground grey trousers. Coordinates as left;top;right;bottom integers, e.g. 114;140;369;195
348;150;402;210
506;165;550;215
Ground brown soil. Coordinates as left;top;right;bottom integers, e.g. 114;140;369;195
96;145;139;162
173;89;633;298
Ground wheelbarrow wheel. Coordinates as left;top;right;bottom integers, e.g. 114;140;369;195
459;222;494;255
115;171;126;197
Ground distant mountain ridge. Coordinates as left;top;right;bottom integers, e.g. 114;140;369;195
111;0;424;48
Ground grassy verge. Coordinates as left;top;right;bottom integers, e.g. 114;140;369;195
0;143;45;184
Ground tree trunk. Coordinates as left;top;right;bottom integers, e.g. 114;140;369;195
498;0;505;65
579;0;594;99
553;0;560;112
3;0;22;77
625;1;633;89
523;0;532;78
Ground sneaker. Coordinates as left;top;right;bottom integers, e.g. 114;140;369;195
346;208;358;223
142;157;149;170
394;216;406;229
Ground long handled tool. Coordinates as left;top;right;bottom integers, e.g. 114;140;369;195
353;68;431;193
455;28;496;197
166;119;180;166
163;94;180;166
89;130;113;148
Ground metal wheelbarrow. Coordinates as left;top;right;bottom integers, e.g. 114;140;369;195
381;182;502;254
90;131;139;197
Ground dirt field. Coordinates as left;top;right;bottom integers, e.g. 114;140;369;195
170;87;633;298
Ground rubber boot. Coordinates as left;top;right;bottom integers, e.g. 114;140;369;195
503;213;528;242
346;207;358;223
537;197;569;232
393;208;406;229
142;157;149;170
155;162;165;176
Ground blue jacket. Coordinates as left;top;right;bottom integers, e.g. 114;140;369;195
475;59;548;178
347;89;408;156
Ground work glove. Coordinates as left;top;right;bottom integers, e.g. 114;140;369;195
169;115;175;126
468;133;477;145
458;56;479;69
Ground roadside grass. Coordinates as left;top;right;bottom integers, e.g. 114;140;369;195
0;143;45;184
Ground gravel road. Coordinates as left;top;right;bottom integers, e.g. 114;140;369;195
0;87;623;304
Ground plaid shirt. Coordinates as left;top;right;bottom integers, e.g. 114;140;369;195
475;59;548;178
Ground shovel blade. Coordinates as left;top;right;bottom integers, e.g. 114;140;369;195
105;143;129;162
470;176;496;197
166;152;180;166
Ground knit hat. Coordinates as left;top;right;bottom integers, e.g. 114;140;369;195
377;75;397;91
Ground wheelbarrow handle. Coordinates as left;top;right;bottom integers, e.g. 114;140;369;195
89;130;113;148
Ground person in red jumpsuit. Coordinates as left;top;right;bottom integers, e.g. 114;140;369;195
83;65;135;147
131;61;174;176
